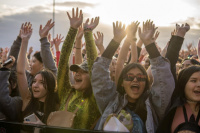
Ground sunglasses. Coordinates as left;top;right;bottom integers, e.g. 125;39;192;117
123;74;147;82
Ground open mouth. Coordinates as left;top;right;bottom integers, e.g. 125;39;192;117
75;78;82;83
33;90;40;93
194;90;200;95
130;84;139;90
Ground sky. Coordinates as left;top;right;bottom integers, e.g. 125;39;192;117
0;0;200;52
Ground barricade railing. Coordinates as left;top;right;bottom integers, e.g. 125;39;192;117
0;121;127;133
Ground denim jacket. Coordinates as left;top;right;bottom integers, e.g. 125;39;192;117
91;56;175;133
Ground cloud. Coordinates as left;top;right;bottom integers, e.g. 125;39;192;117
171;17;200;28
0;1;96;18
55;1;96;8
0;2;200;52
0;3;105;51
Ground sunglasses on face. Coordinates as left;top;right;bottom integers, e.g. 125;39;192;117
123;74;147;82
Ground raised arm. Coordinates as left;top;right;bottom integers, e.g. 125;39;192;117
127;22;140;64
57;7;83;101
53;34;64;67
139;20;175;121
75;25;84;64
16;23;32;111
165;23;190;82
39;19;57;76
92;21;126;114
8;24;26;70
115;21;139;84
83;17;99;75
94;31;104;56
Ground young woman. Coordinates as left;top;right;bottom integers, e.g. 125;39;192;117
9;20;57;89
17;23;59;124
157;65;200;133
57;8;100;129
91;21;175;132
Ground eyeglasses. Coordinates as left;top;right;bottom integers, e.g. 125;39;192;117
123;74;147;82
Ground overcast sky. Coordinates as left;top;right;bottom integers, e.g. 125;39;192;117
0;0;200;52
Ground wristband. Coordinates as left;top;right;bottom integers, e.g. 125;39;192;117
84;26;92;32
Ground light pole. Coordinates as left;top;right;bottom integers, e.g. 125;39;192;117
53;0;55;38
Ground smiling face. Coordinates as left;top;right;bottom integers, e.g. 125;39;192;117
73;68;91;91
185;71;200;102
121;68;146;103
32;74;47;102
29;56;43;76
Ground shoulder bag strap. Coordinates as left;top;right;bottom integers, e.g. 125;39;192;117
182;105;188;122
73;100;84;114
64;93;73;111
195;107;200;124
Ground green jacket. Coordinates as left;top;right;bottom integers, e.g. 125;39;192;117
57;27;100;129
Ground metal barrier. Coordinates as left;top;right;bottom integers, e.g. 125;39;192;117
0;121;126;133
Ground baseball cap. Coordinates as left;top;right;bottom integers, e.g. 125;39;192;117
70;60;88;72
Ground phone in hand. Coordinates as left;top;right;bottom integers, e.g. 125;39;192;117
3;58;13;67
24;114;37;122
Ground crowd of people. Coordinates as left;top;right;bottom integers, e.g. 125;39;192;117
0;7;200;133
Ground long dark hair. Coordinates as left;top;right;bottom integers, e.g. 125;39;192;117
117;63;150;123
9;70;19;97
171;65;200;104
33;52;43;63
23;69;60;123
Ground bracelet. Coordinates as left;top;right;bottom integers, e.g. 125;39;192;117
75;47;81;49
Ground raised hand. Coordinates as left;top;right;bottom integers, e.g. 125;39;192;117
28;46;33;55
94;31;104;47
138;20;158;45
47;33;54;48
126;21;140;40
152;31;160;42
84;17;99;31
76;25;84;39
113;21;126;43
187;43;192;51
4;47;10;54
171;29;177;36
18;22;31;38
94;31;104;54
20;23;33;41
176;23;190;38
54;34;64;51
39;19;54;38
192;46;197;55
67;7;83;29
2;47;10;63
